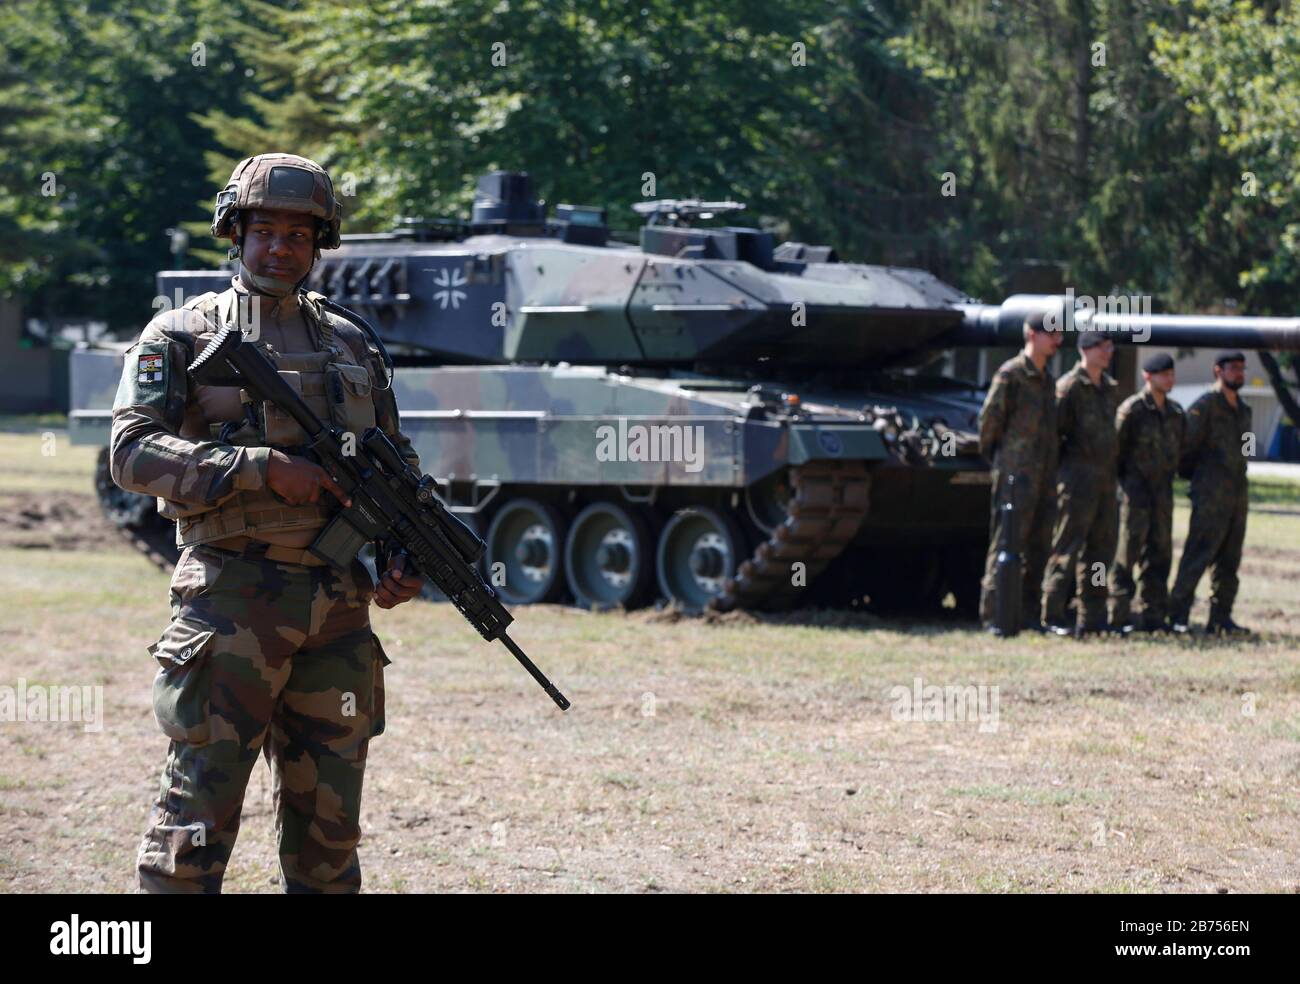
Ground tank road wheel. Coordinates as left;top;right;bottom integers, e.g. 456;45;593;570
564;502;654;610
655;507;746;614
485;499;565;605
94;446;153;528
744;467;795;534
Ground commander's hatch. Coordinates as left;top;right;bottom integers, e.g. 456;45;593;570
634;199;776;269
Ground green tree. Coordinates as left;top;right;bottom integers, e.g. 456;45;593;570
260;0;942;269
1151;0;1300;314
0;0;288;330
899;0;1259;308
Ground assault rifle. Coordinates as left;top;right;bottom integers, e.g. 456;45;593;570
187;325;570;710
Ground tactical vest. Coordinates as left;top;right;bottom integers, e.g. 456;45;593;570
164;288;378;548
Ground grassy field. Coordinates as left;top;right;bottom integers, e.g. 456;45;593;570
2;426;1299;893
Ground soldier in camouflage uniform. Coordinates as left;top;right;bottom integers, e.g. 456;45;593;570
1109;352;1185;633
113;154;426;893
1041;331;1120;636
1169;351;1254;635
978;309;1064;633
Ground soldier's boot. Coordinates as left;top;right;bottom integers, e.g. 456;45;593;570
1167;589;1194;634
1041;595;1073;636
1206;607;1251;636
1137;608;1169;633
1109;596;1134;634
1074;611;1111;639
1073;620;1109;639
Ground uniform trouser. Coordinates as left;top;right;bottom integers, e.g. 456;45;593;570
1041;472;1118;629
137;543;388;894
1109;479;1174;627
1169;486;1249;623
980;467;1055;627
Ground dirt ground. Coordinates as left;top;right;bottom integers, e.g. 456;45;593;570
2;428;1299;893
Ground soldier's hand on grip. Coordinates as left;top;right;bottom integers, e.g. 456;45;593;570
266;449;352;507
374;552;425;609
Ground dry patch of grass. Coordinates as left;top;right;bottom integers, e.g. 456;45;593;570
0;426;101;496
2;430;1299;892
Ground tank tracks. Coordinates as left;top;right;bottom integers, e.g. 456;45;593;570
94;448;181;571
715;459;870;611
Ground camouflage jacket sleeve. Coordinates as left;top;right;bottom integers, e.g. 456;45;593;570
978;368;1012;460
109;313;271;508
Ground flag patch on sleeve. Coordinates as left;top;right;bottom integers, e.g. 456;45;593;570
137;353;164;384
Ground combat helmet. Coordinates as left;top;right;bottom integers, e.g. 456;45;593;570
211;152;342;252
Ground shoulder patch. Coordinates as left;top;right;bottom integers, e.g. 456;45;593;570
137;352;164;384
113;339;170;411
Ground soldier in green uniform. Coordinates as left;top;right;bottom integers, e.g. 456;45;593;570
978;309;1064;634
1109;352;1185;633
1041;330;1120;636
112;154;427;892
1169;351;1253;635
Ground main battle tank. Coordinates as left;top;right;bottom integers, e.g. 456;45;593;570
70;172;1300;613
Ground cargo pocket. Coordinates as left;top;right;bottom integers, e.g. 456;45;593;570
369;631;391;738
254;371;309;446
149;616;220;745
328;362;377;435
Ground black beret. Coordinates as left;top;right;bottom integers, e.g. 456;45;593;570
1142;352;1174;374
1023;310;1048;333
1214;350;1246;367
1077;330;1106;350
1023;299;1068;334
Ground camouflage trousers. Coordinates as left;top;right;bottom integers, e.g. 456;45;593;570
1041;471;1118;629
980;467;1055;628
137;542;389;894
1170;486;1249;623
1109;479;1174;628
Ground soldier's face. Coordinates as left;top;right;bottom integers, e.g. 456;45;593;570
1083;339;1114;370
233;208;316;283
1216;360;1246;390
1031;329;1063;358
1146;368;1175;394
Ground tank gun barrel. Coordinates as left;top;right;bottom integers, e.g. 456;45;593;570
954;294;1300;351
